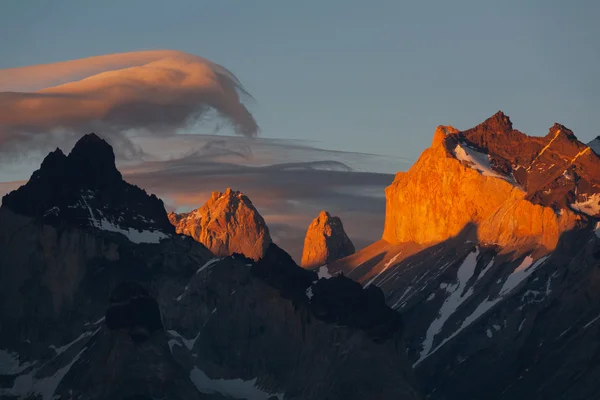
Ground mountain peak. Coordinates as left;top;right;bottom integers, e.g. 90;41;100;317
2;133;174;240
67;133;122;186
301;210;355;269
547;123;577;140
168;189;272;260
479;110;513;133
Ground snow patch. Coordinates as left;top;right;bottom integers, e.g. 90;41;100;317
486;329;492;338
43;206;60;217
453;144;512;182
595;222;600;238
584;313;600;329
499;256;549;296
1;348;85;400
317;266;332;279
196;258;221;274
478;258;495;280
0;349;34;375
571;193;600;216
416;250;479;363
190;367;284;400
167;329;202;351
305;286;314;300
49;327;99;356
364;252;402;287
81;195;168;243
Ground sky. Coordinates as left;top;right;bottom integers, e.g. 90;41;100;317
1;0;599;159
1;1;599;259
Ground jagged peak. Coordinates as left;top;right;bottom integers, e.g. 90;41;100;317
547;123;577;140
67;133;122;185
169;188;271;260
477;110;513;133
432;125;458;146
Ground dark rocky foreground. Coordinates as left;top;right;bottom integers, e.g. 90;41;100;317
0;134;419;400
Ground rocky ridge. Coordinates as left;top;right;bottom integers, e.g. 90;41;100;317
382;111;600;252
301;210;355;269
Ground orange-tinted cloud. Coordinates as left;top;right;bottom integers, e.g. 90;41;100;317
0;50;258;158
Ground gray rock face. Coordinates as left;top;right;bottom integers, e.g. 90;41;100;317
0;135;419;400
589;135;600;156
301;211;355;269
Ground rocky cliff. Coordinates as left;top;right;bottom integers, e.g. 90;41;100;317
168;189;272;261
382;112;598;252
301;210;355;269
0;134;419;400
326;112;600;399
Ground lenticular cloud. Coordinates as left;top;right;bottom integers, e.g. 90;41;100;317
0;50;258;158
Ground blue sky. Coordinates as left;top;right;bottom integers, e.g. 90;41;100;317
1;0;598;159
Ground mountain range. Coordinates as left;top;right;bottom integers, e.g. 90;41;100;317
1;111;599;399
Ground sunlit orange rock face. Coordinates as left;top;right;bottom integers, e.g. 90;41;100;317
301;210;355;269
168;188;271;260
382;112;595;253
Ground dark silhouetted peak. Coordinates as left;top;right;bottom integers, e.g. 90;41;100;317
106;281;163;343
250;243;403;342
67;133;122;187
30;148;67;181
2;133;174;241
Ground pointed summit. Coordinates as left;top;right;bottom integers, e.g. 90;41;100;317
168;189;272;260
67;133;122;186
477;110;513;134
301;210;355;269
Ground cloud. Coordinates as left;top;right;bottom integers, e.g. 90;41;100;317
0;50;258;159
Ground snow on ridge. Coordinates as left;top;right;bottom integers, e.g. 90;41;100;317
453;143;513;183
416;249;479;364
196;258;221;275
415;254;550;366
364;252;402;288
167;329;202;351
1;348;86;400
190;366;284;400
0;349;34;375
49;326;100;356
80;194;169;244
571;193;600;216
